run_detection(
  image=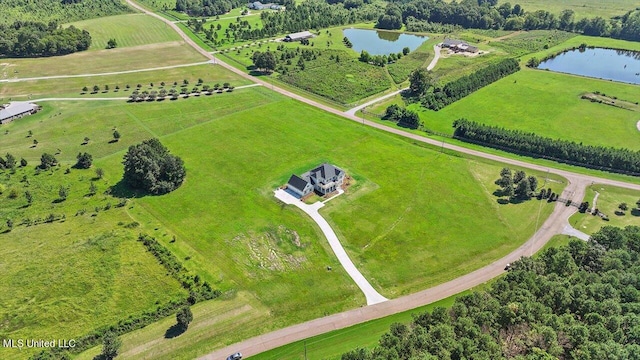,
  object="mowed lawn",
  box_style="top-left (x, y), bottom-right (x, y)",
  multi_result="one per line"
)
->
top-left (68, 14), bottom-right (182, 50)
top-left (416, 67), bottom-right (640, 150)
top-left (569, 184), bottom-right (640, 235)
top-left (0, 64), bottom-right (250, 100)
